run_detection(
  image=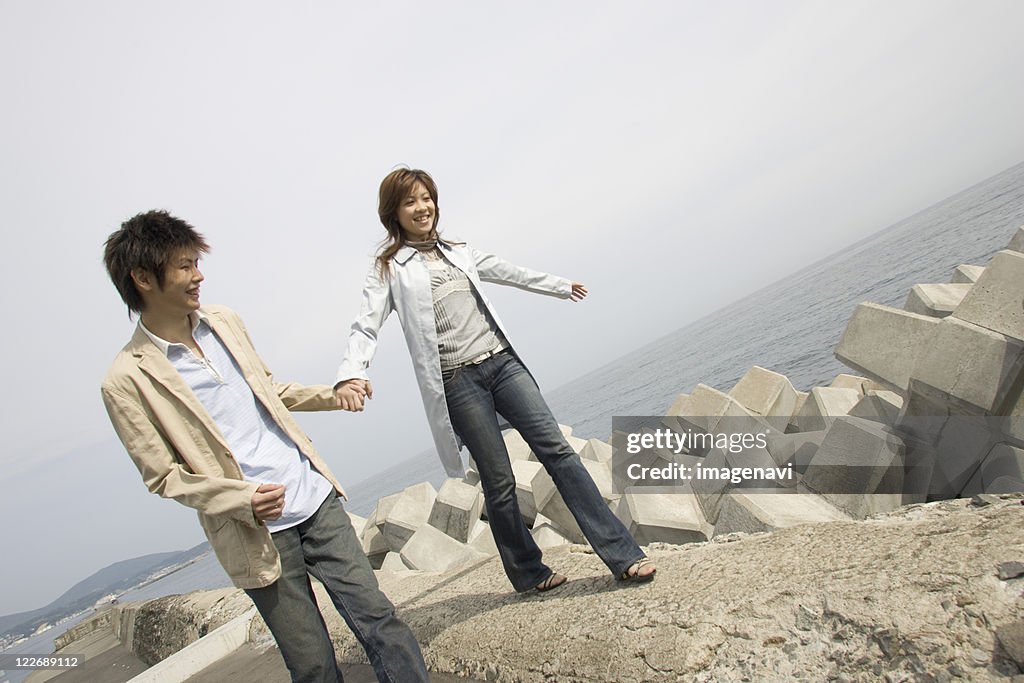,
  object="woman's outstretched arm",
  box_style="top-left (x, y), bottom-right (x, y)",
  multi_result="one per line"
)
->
top-left (470, 246), bottom-right (577, 299)
top-left (333, 260), bottom-right (393, 411)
